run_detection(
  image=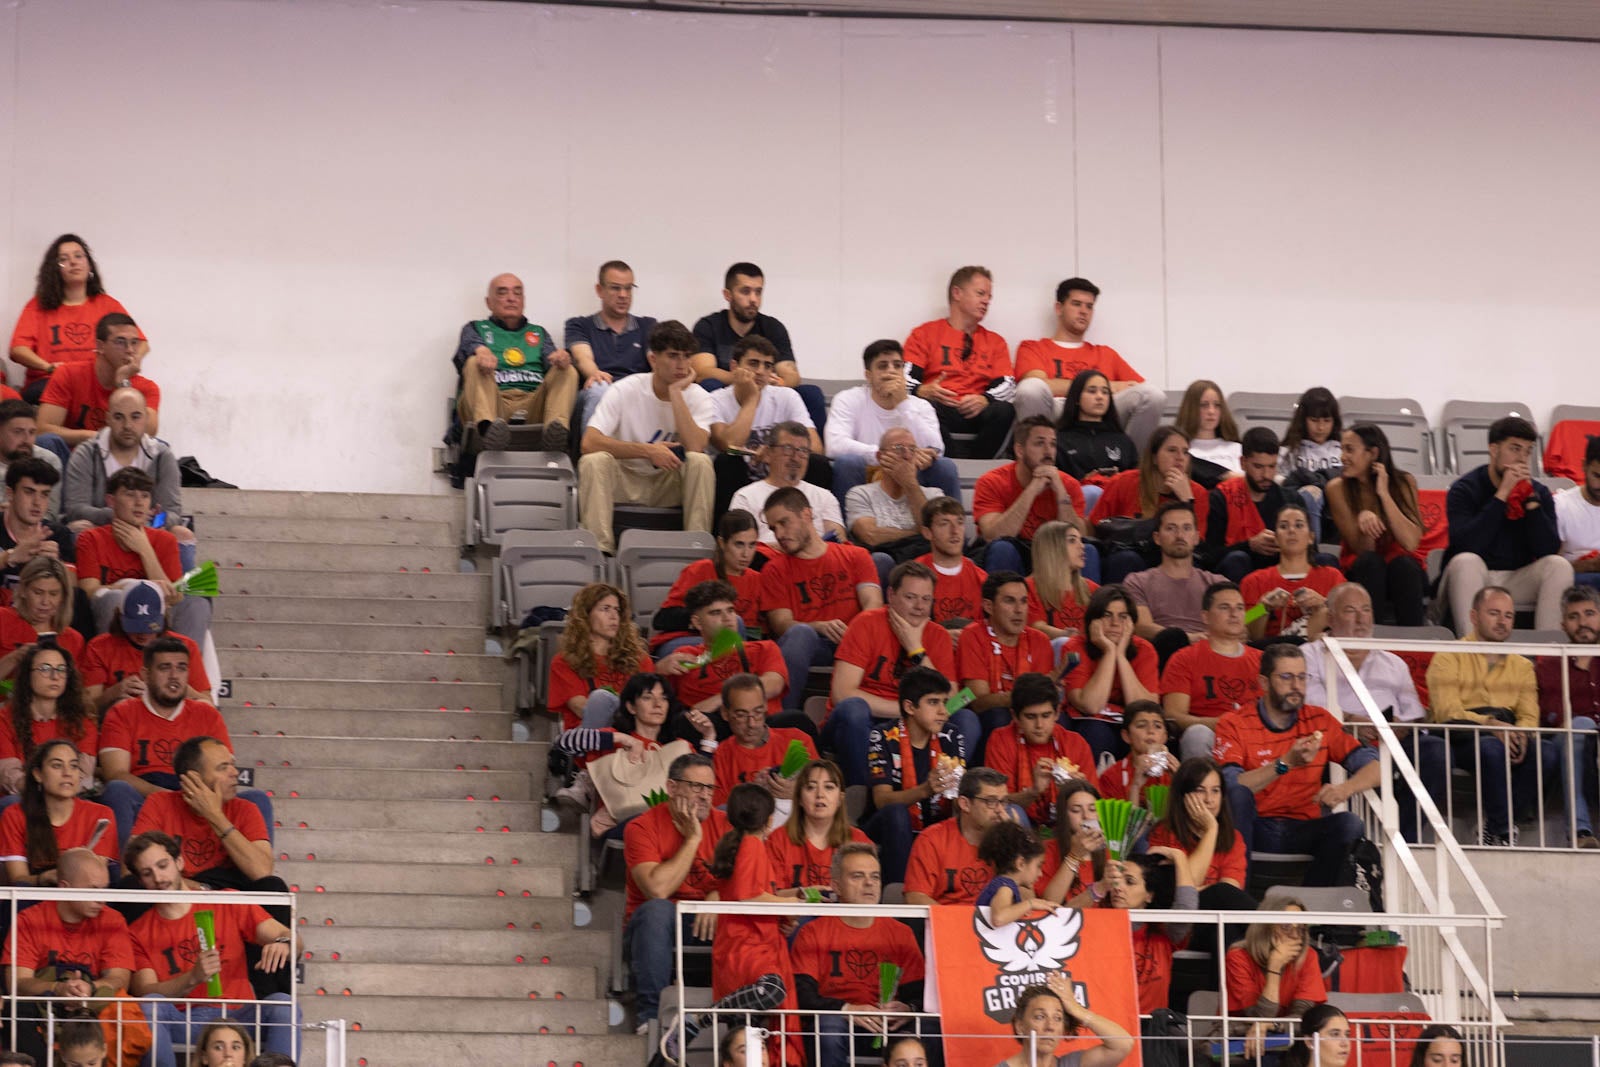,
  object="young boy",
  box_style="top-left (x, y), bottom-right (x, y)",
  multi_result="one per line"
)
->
top-left (863, 666), bottom-right (965, 883)
top-left (982, 672), bottom-right (1098, 827)
top-left (1097, 700), bottom-right (1175, 806)
top-left (916, 496), bottom-right (987, 628)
